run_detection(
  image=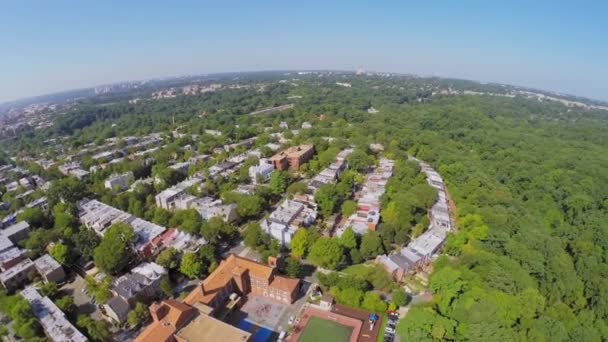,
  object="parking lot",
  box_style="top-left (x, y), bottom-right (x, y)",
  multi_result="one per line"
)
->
top-left (60, 274), bottom-right (103, 320)
top-left (383, 312), bottom-right (399, 342)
